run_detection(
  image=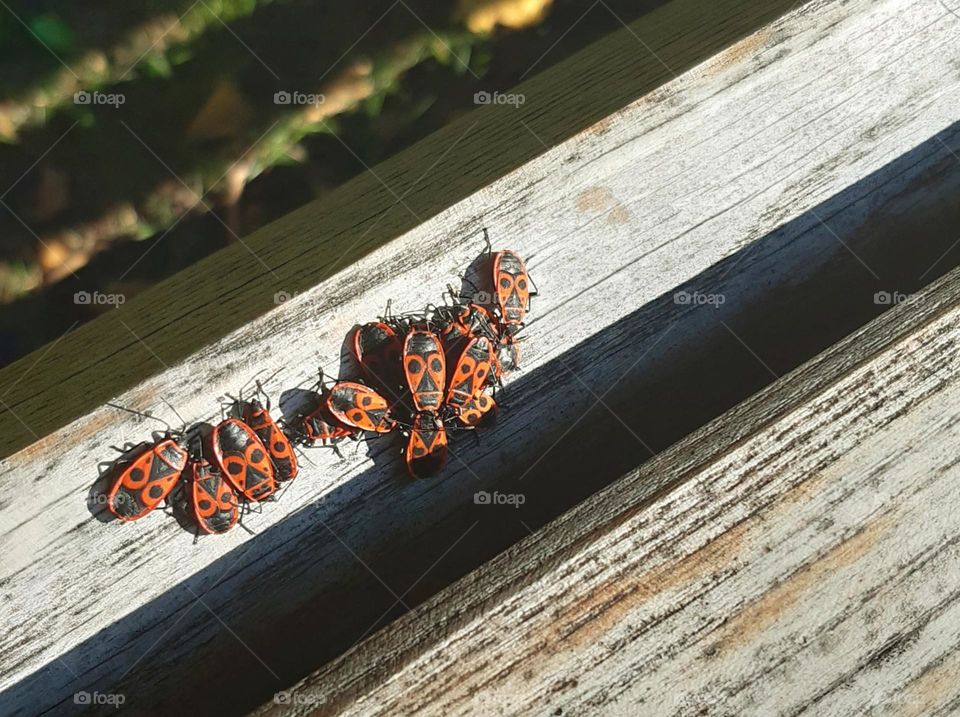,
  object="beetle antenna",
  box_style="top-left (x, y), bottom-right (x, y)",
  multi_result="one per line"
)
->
top-left (237, 372), bottom-right (261, 399)
top-left (161, 398), bottom-right (188, 432)
top-left (256, 368), bottom-right (283, 392)
top-left (106, 403), bottom-right (173, 432)
top-left (295, 445), bottom-right (317, 467)
top-left (237, 517), bottom-right (256, 535)
top-left (311, 366), bottom-right (330, 392)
